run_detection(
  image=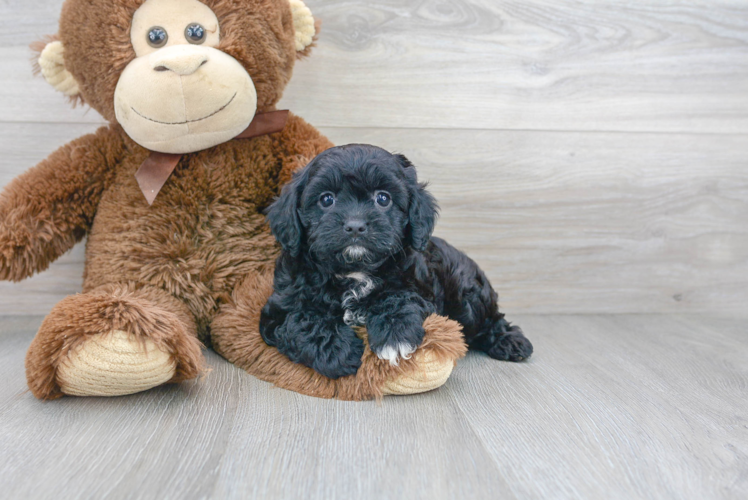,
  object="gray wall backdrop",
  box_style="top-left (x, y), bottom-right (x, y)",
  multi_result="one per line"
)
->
top-left (1, 0), bottom-right (747, 315)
